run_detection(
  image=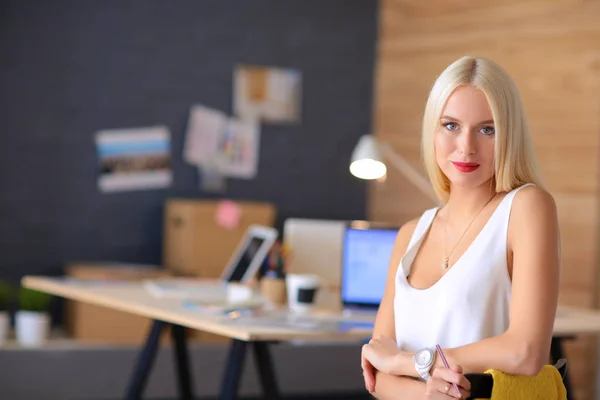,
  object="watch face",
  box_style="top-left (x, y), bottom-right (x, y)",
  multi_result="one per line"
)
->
top-left (415, 349), bottom-right (433, 367)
